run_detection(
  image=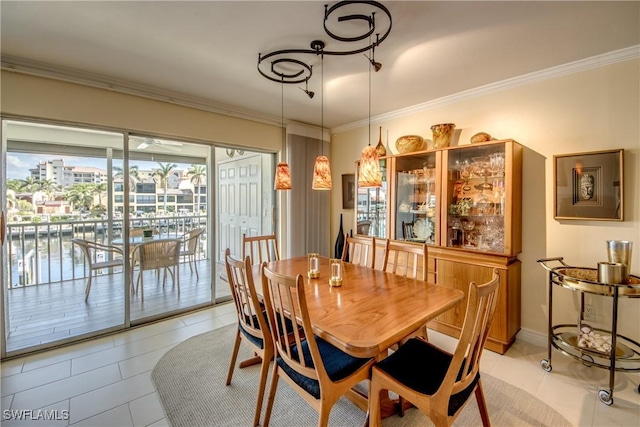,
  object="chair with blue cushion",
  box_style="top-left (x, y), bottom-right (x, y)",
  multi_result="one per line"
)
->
top-left (224, 248), bottom-right (272, 427)
top-left (261, 265), bottom-right (376, 427)
top-left (368, 269), bottom-right (500, 427)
